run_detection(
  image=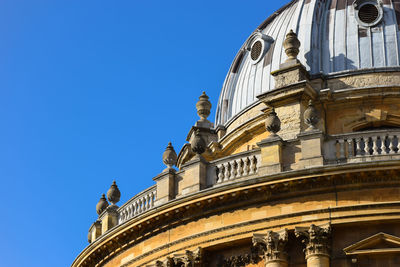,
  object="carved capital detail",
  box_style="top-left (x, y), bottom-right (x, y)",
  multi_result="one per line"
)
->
top-left (295, 224), bottom-right (331, 259)
top-left (253, 229), bottom-right (289, 263)
top-left (218, 246), bottom-right (261, 267)
top-left (154, 248), bottom-right (204, 267)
